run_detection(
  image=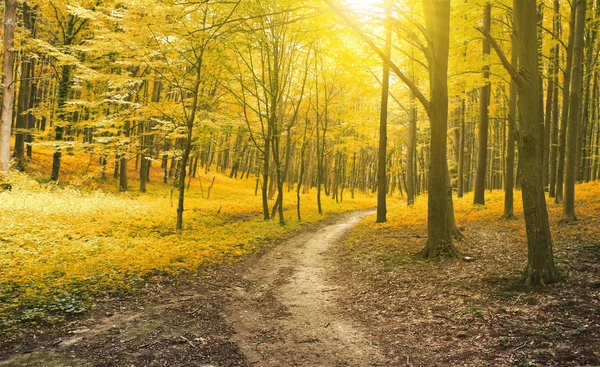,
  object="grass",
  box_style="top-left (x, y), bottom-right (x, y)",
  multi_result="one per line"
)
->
top-left (0, 146), bottom-right (375, 333)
